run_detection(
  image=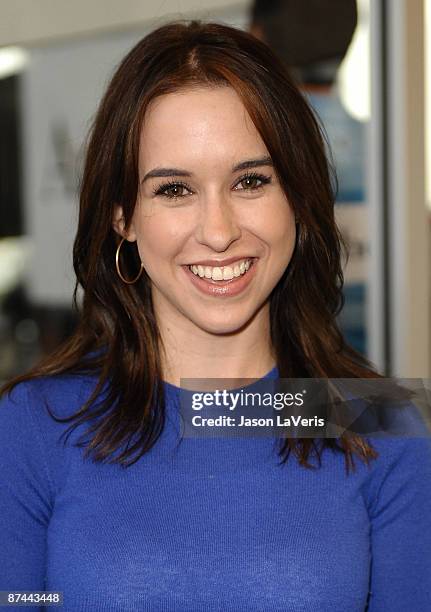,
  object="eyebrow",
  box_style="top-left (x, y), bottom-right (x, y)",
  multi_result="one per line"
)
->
top-left (140, 156), bottom-right (273, 184)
